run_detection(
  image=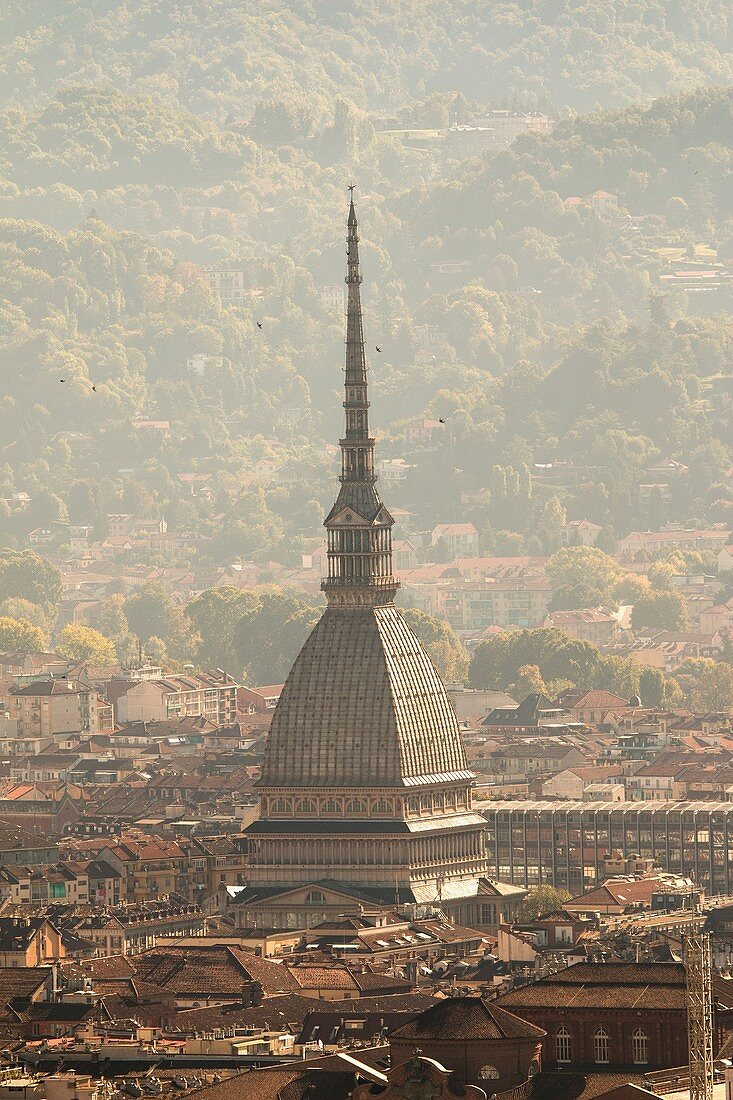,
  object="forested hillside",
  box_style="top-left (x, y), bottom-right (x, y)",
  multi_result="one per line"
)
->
top-left (2, 0), bottom-right (732, 115)
top-left (0, 0), bottom-right (731, 565)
